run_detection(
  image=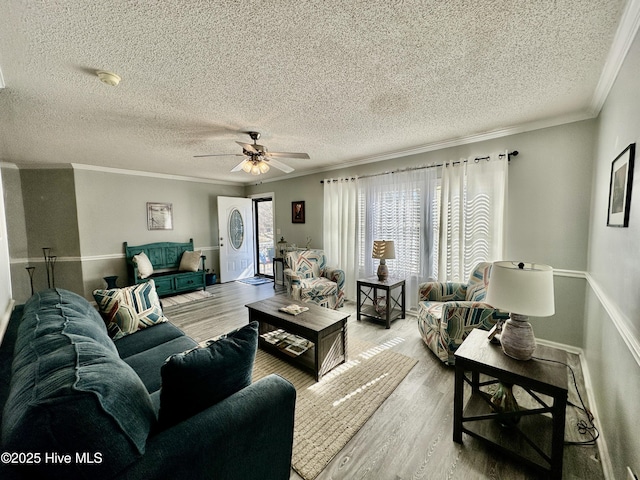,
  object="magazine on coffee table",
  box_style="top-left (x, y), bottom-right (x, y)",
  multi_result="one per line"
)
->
top-left (279, 304), bottom-right (309, 315)
top-left (260, 329), bottom-right (312, 357)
